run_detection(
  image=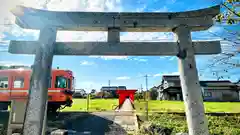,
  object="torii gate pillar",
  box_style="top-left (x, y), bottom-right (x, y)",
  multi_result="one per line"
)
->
top-left (23, 27), bottom-right (57, 135)
top-left (173, 25), bottom-right (208, 135)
